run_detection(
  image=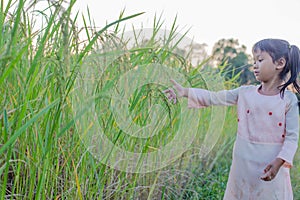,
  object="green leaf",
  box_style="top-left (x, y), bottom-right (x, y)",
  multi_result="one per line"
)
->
top-left (0, 99), bottom-right (59, 155)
